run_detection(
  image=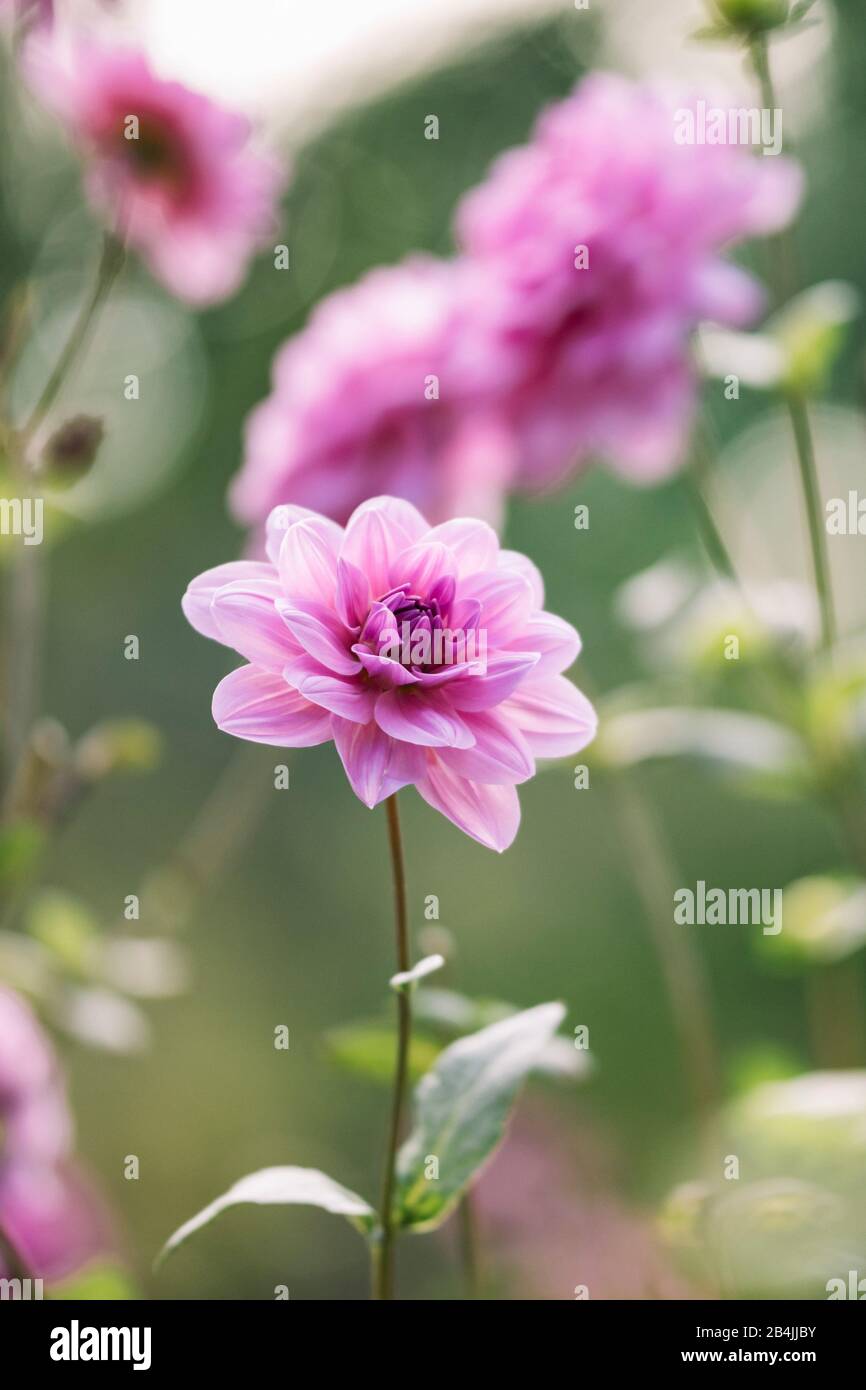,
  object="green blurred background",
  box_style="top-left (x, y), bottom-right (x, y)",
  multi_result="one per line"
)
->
top-left (3, 0), bottom-right (866, 1298)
